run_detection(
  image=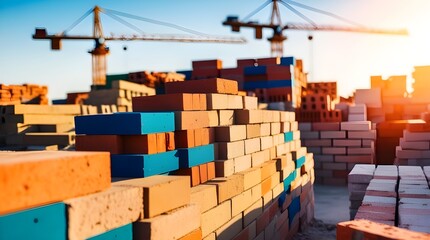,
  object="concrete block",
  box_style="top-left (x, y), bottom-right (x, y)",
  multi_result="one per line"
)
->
top-left (114, 175), bottom-right (190, 218)
top-left (133, 204), bottom-right (200, 240)
top-left (201, 200), bottom-right (232, 237)
top-left (0, 151), bottom-right (110, 215)
top-left (65, 186), bottom-right (142, 240)
top-left (218, 110), bottom-right (234, 126)
top-left (190, 184), bottom-right (218, 213)
top-left (215, 125), bottom-right (246, 142)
